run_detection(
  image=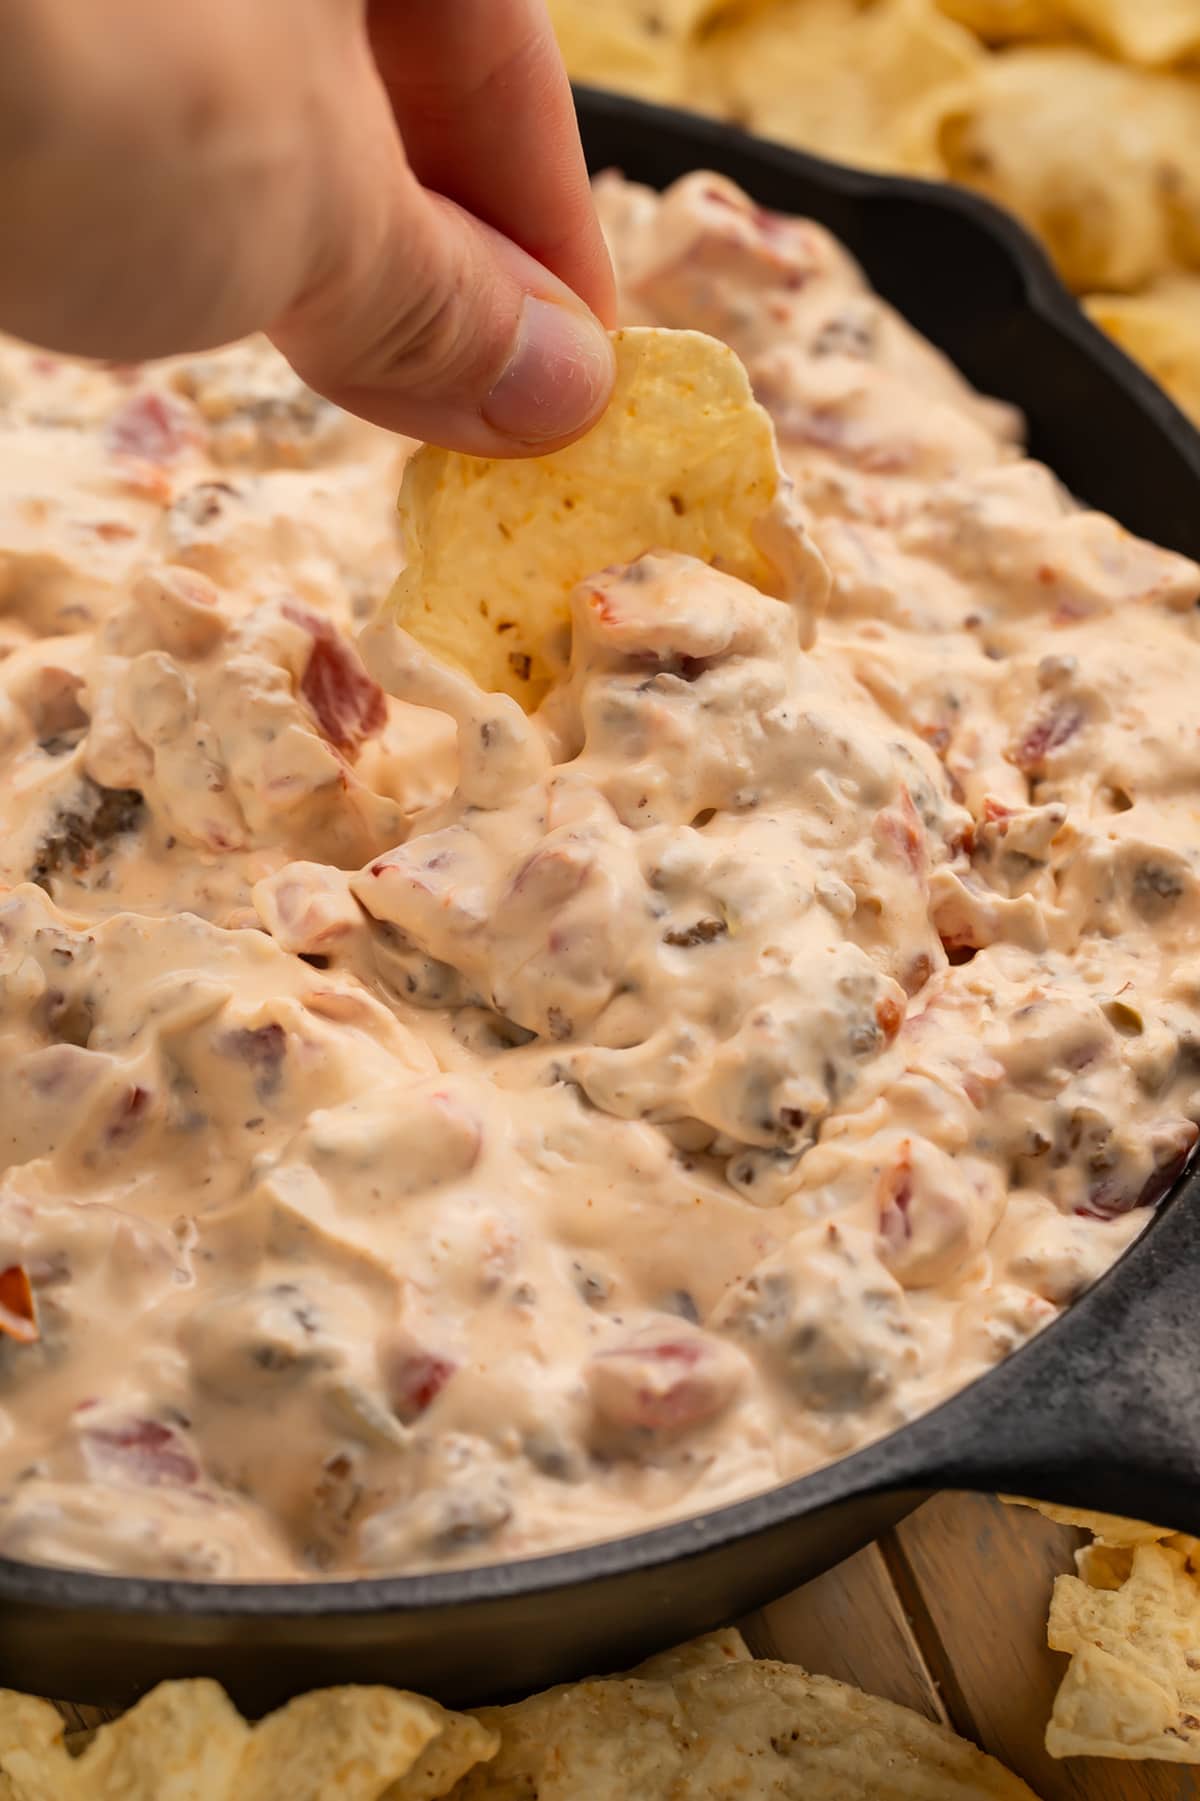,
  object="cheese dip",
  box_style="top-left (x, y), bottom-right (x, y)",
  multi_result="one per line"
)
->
top-left (0, 172), bottom-right (1197, 1582)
